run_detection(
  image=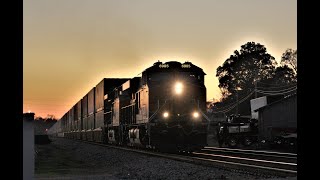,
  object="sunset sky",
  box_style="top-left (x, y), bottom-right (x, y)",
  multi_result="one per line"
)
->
top-left (23, 0), bottom-right (297, 119)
